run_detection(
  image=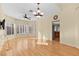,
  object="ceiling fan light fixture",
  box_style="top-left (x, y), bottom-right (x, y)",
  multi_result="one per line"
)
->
top-left (29, 3), bottom-right (44, 18)
top-left (40, 12), bottom-right (44, 15)
top-left (33, 3), bottom-right (44, 18)
top-left (36, 15), bottom-right (41, 18)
